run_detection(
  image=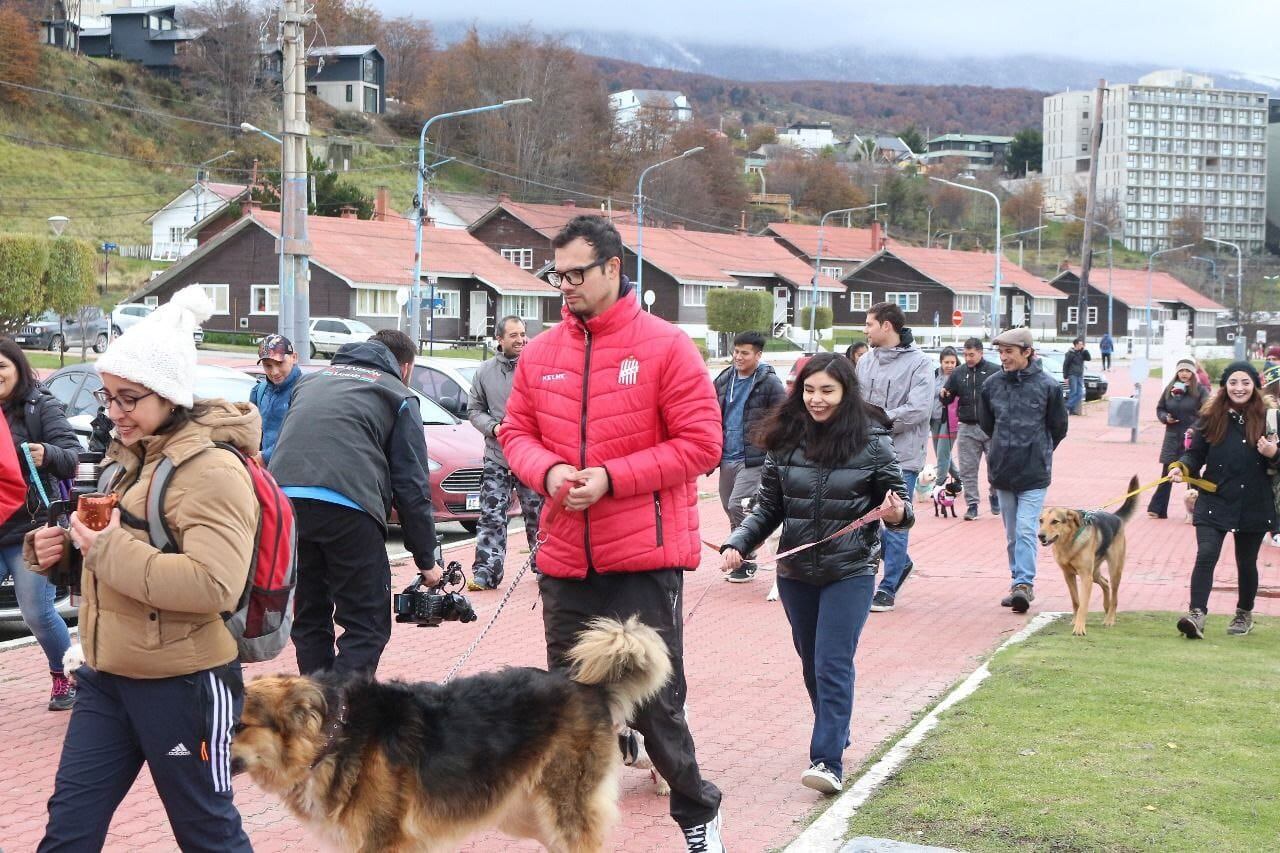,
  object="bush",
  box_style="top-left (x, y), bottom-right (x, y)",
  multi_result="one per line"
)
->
top-left (0, 235), bottom-right (50, 333)
top-left (706, 289), bottom-right (772, 336)
top-left (695, 343), bottom-right (710, 363)
top-left (332, 112), bottom-right (371, 135)
top-left (797, 305), bottom-right (834, 331)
